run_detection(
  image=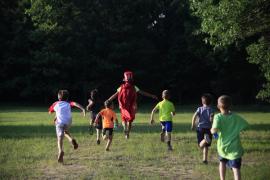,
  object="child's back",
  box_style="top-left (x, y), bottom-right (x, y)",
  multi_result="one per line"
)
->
top-left (213, 112), bottom-right (248, 159)
top-left (196, 106), bottom-right (214, 129)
